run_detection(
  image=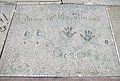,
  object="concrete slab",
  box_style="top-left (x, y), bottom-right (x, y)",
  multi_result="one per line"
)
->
top-left (0, 77), bottom-right (120, 81)
top-left (0, 0), bottom-right (61, 5)
top-left (0, 0), bottom-right (60, 2)
top-left (0, 4), bottom-right (16, 57)
top-left (108, 6), bottom-right (120, 61)
top-left (63, 0), bottom-right (120, 5)
top-left (0, 4), bottom-right (120, 76)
